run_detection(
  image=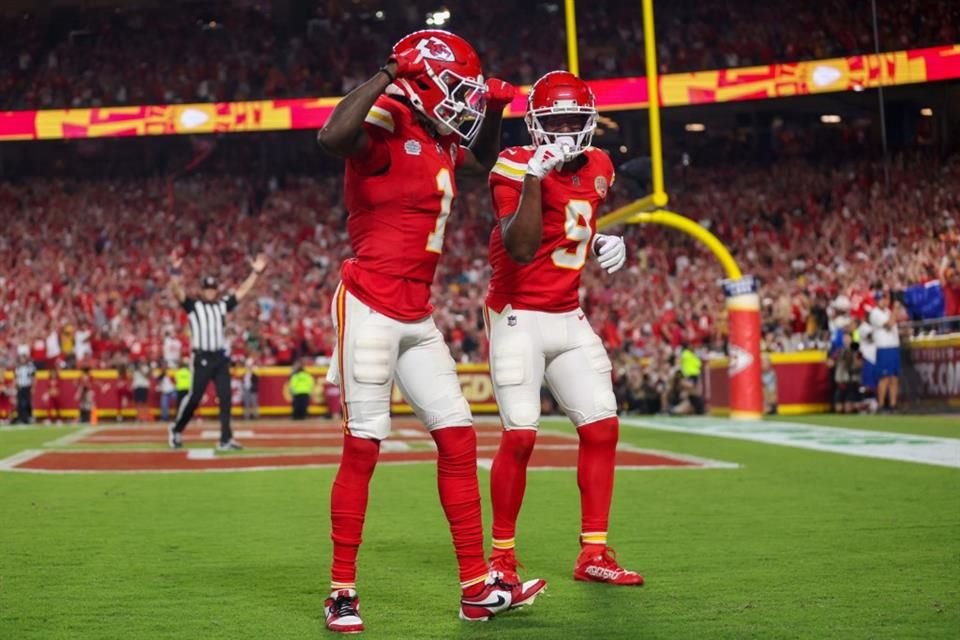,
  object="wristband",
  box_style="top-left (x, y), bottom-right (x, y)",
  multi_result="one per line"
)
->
top-left (379, 65), bottom-right (396, 83)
